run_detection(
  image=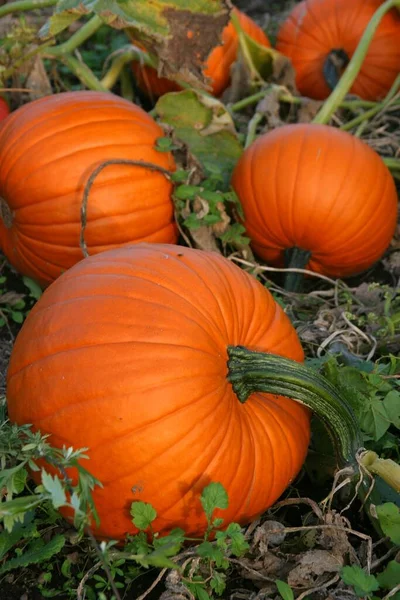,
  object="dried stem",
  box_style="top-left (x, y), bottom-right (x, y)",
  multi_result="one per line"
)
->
top-left (80, 159), bottom-right (172, 258)
top-left (297, 574), bottom-right (340, 600)
top-left (383, 583), bottom-right (400, 600)
top-left (77, 560), bottom-right (102, 600)
top-left (136, 568), bottom-right (168, 600)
